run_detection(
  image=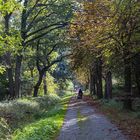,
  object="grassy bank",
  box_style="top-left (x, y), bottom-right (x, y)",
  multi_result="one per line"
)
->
top-left (0, 93), bottom-right (72, 140)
